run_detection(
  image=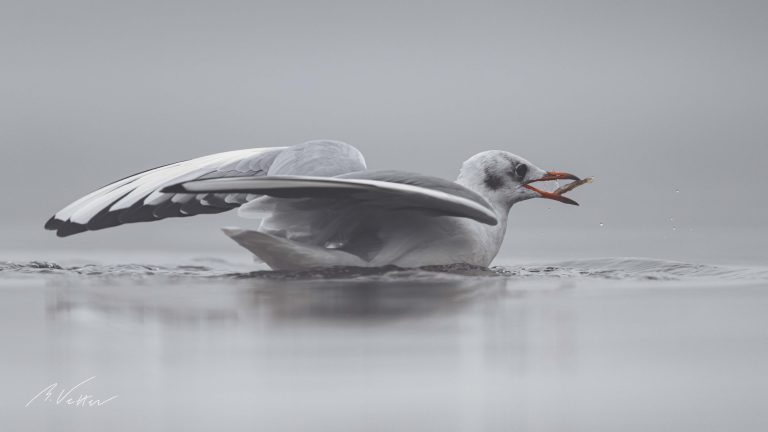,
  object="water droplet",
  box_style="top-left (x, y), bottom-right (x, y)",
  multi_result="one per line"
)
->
top-left (599, 222), bottom-right (604, 228)
top-left (668, 217), bottom-right (674, 222)
top-left (675, 189), bottom-right (680, 194)
top-left (672, 226), bottom-right (677, 231)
